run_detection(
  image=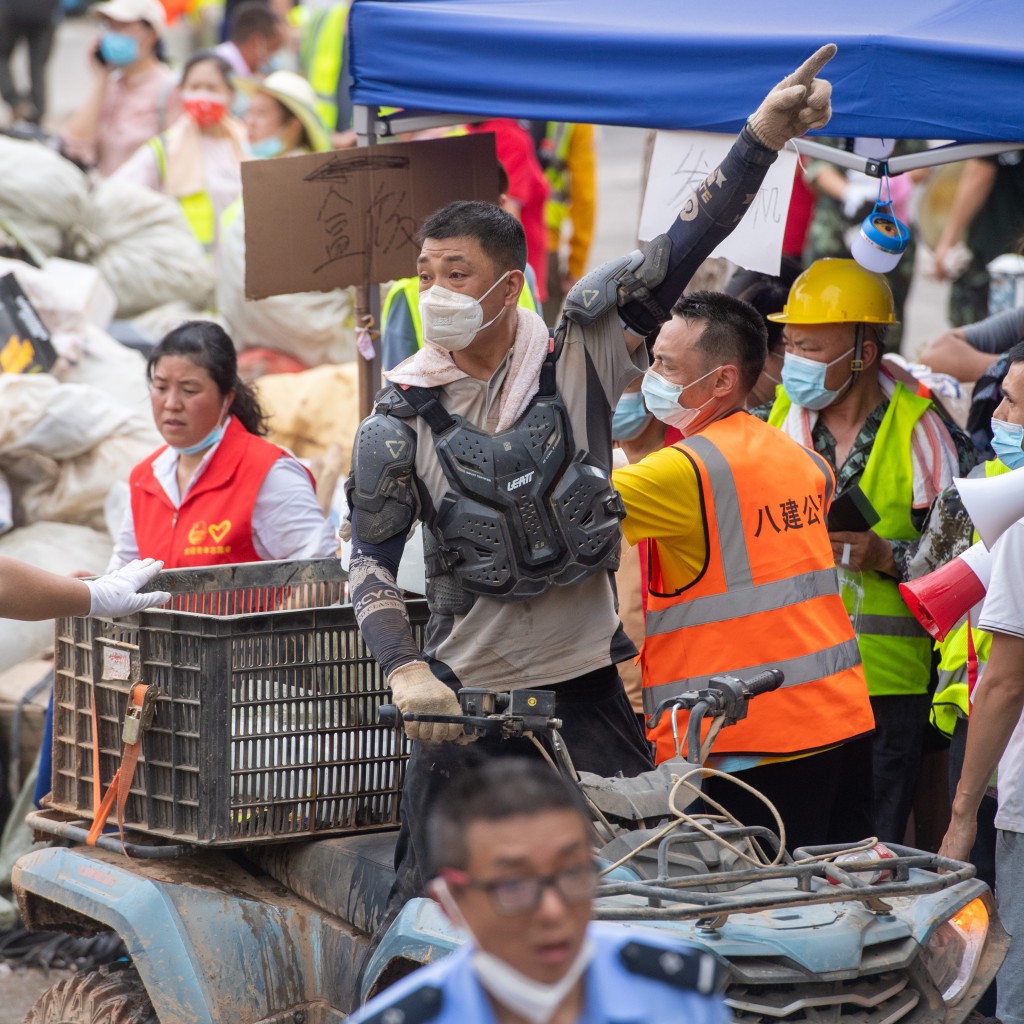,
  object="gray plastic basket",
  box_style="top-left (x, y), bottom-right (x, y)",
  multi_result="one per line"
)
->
top-left (50, 559), bottom-right (423, 846)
